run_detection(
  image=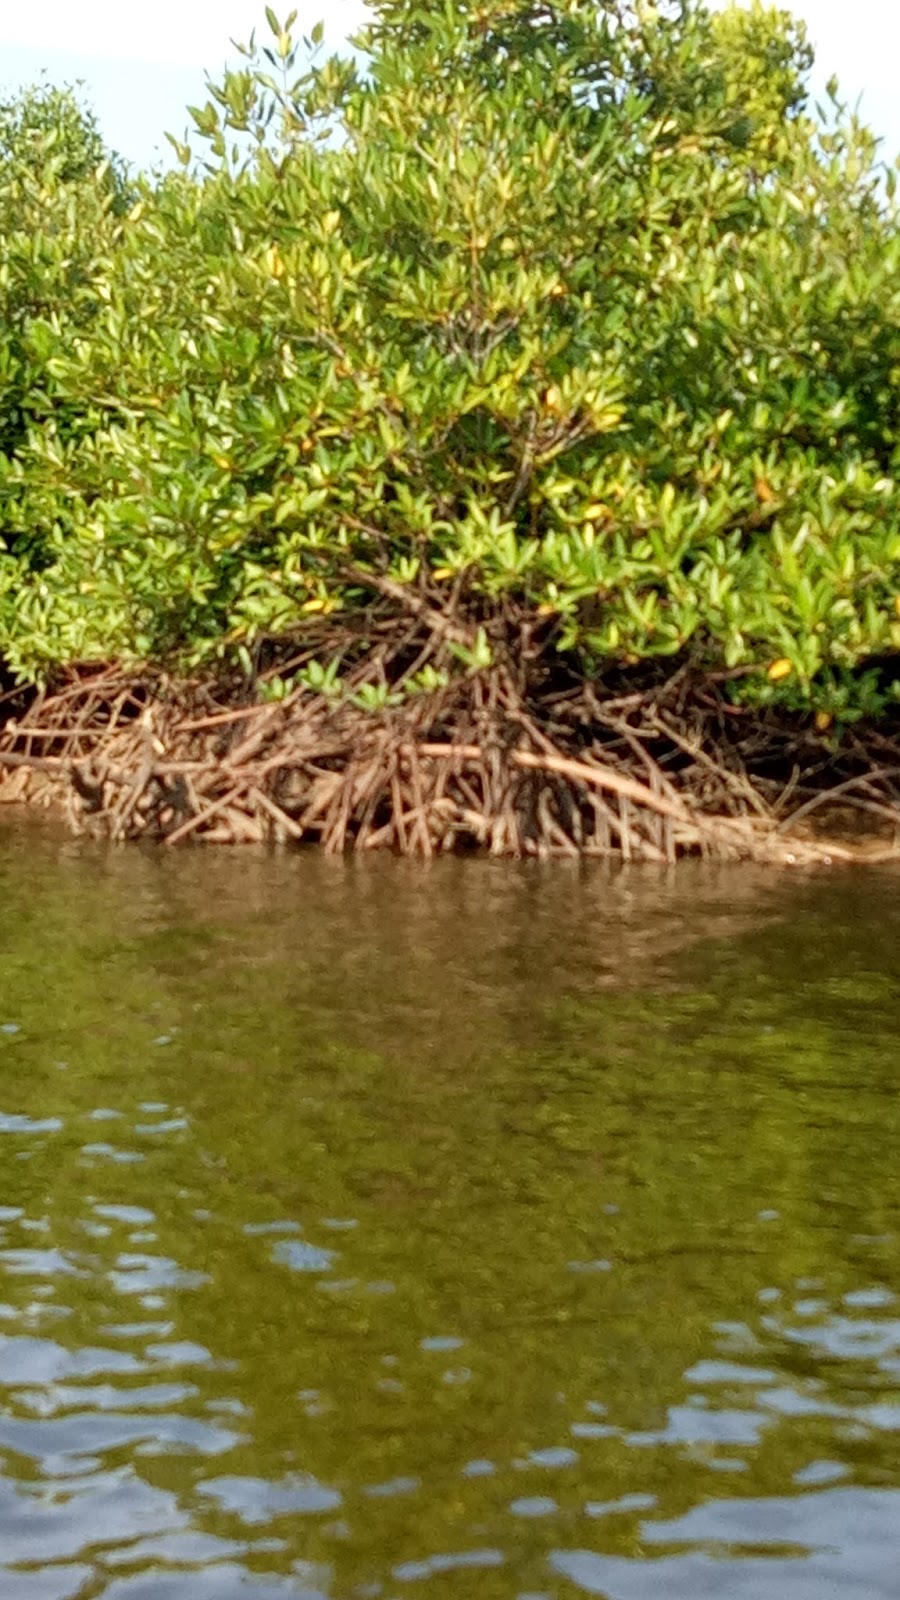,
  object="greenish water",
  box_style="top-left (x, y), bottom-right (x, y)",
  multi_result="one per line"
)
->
top-left (0, 823), bottom-right (898, 1600)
